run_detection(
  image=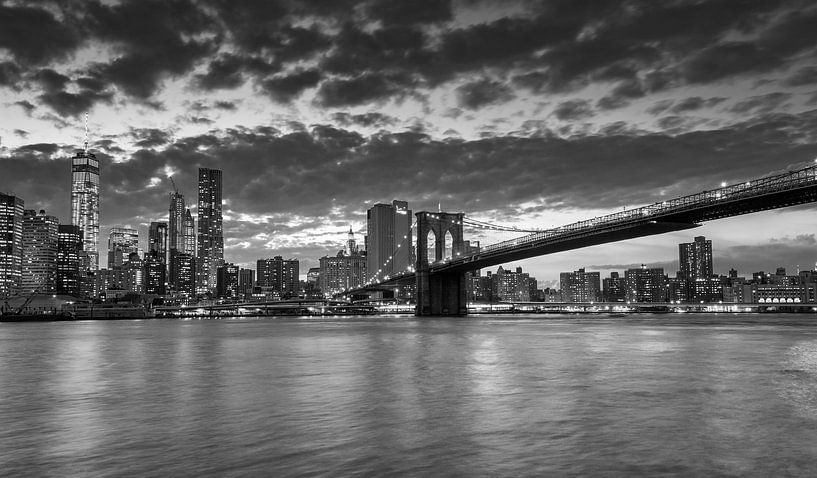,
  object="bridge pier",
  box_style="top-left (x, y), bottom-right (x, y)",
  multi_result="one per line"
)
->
top-left (415, 211), bottom-right (468, 316)
top-left (416, 269), bottom-right (467, 316)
